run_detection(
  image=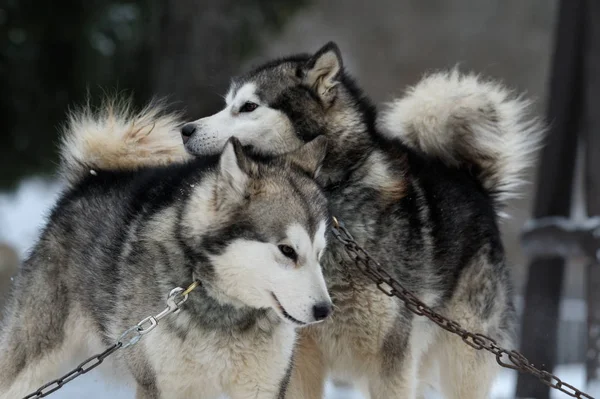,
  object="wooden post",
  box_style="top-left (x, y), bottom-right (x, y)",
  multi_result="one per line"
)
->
top-left (516, 0), bottom-right (585, 397)
top-left (583, 0), bottom-right (600, 383)
top-left (0, 243), bottom-right (19, 319)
